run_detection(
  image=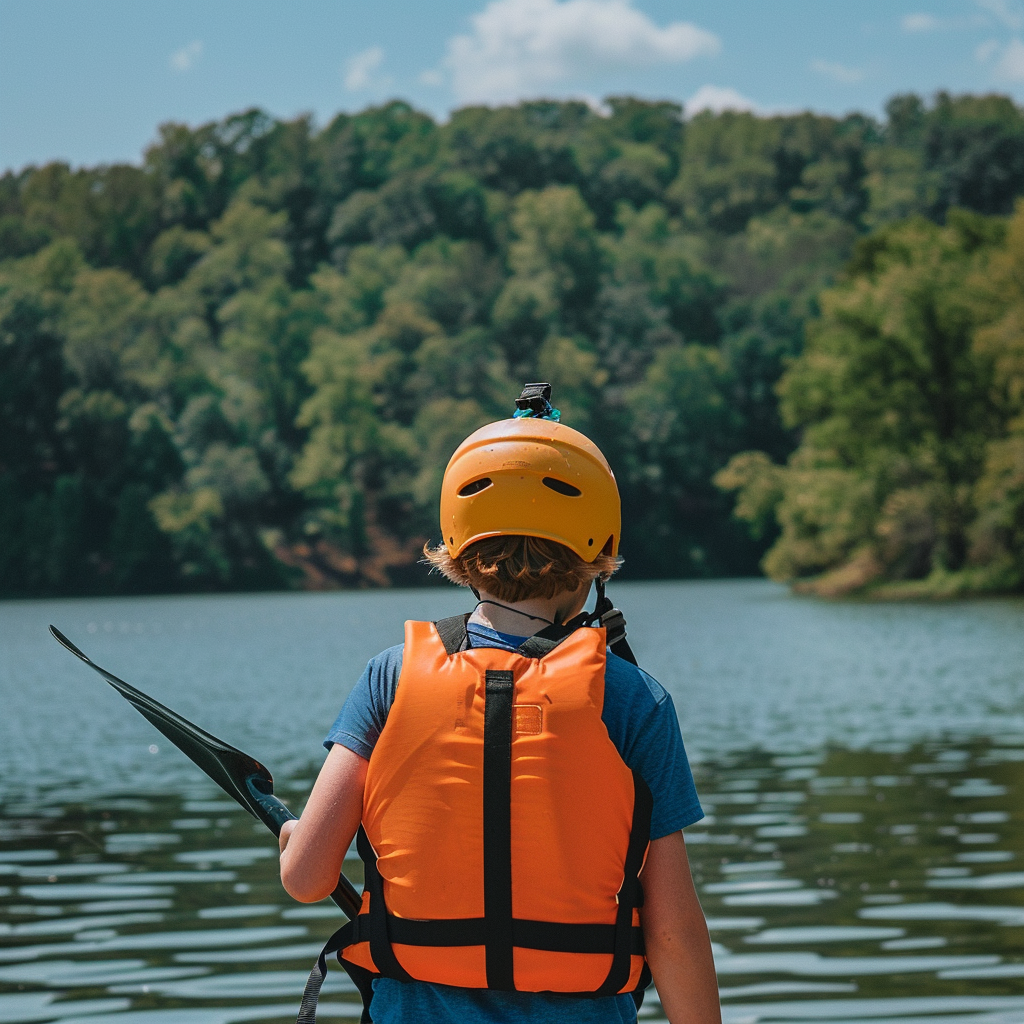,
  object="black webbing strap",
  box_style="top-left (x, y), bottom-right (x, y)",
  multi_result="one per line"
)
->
top-left (516, 620), bottom-right (574, 658)
top-left (515, 634), bottom-right (558, 658)
top-left (294, 911), bottom-right (648, 1024)
top-left (607, 628), bottom-right (638, 667)
top-left (339, 957), bottom-right (377, 1024)
top-left (514, 920), bottom-right (645, 955)
top-left (595, 769), bottom-right (653, 996)
top-left (296, 919), bottom-right (374, 1024)
top-left (345, 914), bottom-right (645, 953)
top-left (633, 960), bottom-right (653, 1011)
top-left (357, 825), bottom-right (414, 983)
top-left (592, 581), bottom-right (638, 666)
top-left (434, 614), bottom-right (470, 654)
top-left (483, 668), bottom-right (515, 989)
